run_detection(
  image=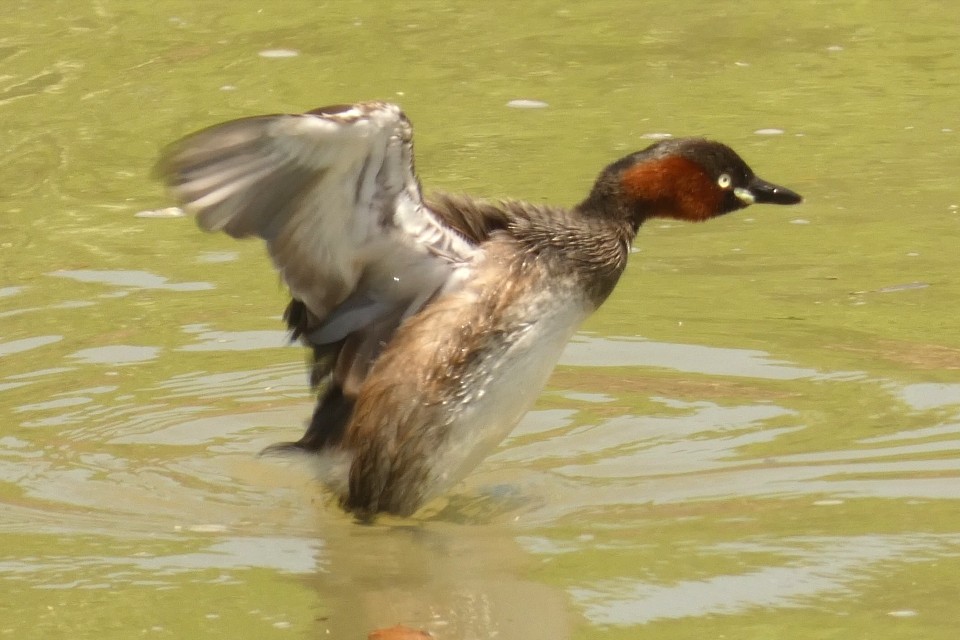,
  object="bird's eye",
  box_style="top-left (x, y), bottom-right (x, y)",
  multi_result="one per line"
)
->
top-left (717, 173), bottom-right (732, 189)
